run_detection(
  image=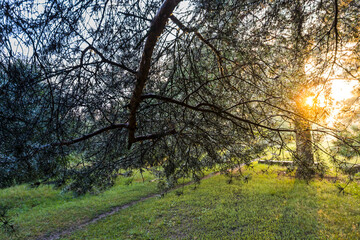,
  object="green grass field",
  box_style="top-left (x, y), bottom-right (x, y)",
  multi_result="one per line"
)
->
top-left (0, 171), bottom-right (159, 240)
top-left (2, 163), bottom-right (360, 239)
